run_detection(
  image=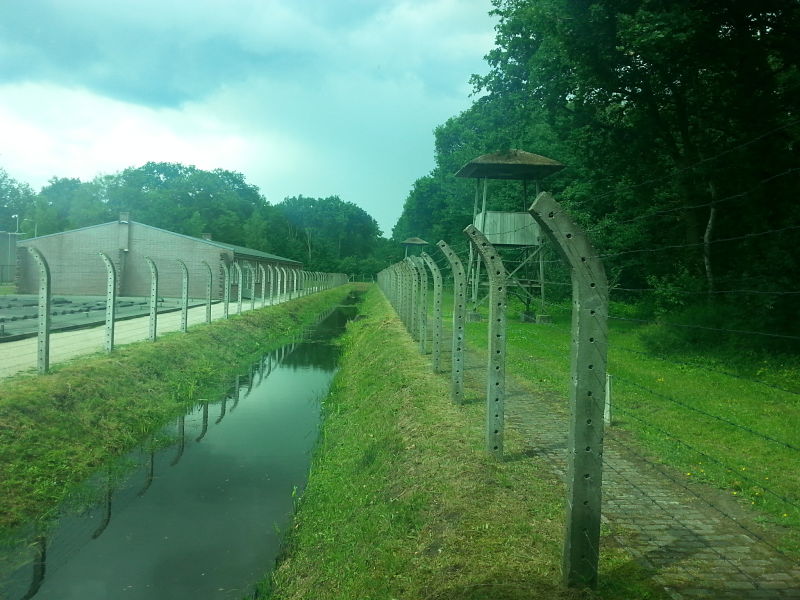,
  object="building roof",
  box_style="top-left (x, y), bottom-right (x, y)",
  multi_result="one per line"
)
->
top-left (454, 149), bottom-right (565, 180)
top-left (18, 220), bottom-right (302, 266)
